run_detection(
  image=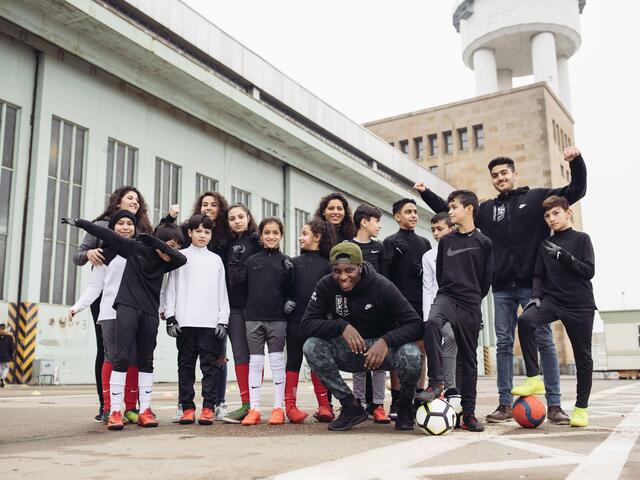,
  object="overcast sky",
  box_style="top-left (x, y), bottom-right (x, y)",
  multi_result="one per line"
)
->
top-left (182, 0), bottom-right (640, 311)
